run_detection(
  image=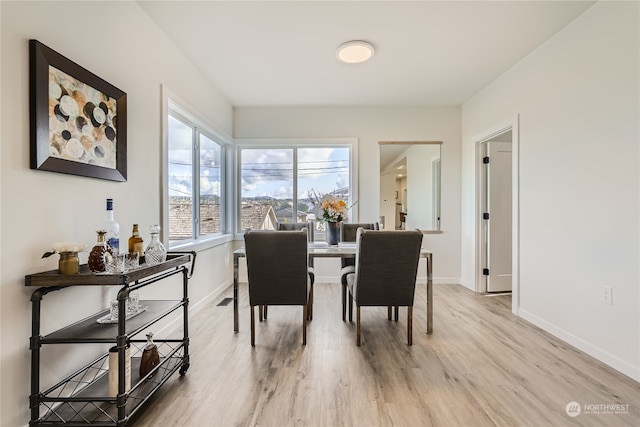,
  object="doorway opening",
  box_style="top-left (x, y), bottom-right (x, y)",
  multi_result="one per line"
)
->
top-left (474, 117), bottom-right (519, 314)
